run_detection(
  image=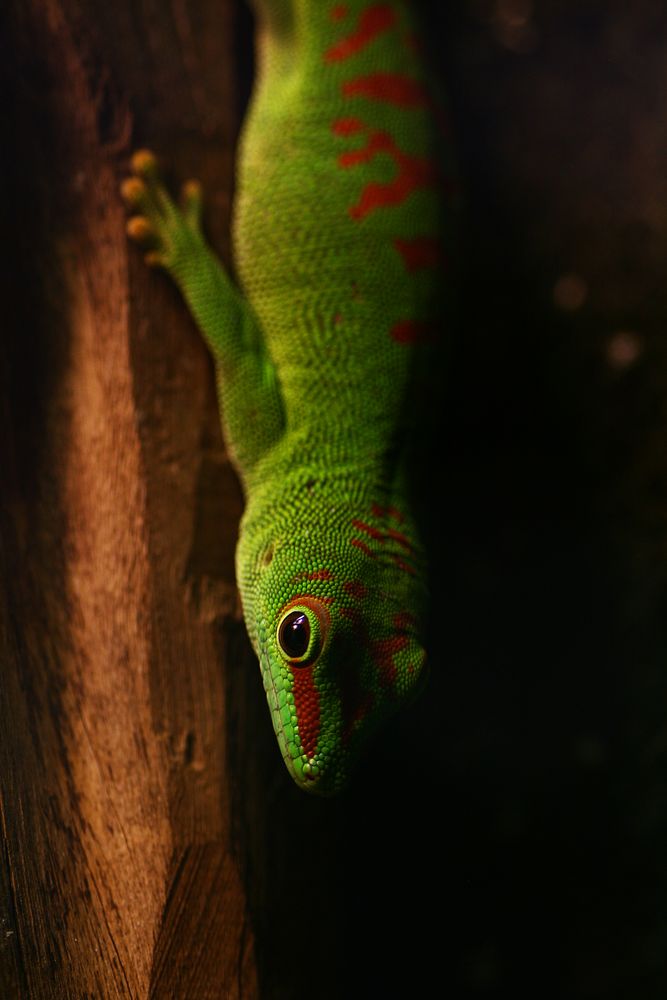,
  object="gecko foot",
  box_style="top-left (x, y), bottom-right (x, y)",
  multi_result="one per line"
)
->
top-left (121, 149), bottom-right (204, 272)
